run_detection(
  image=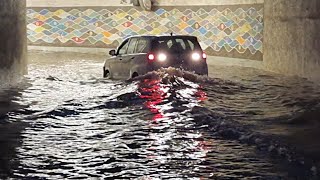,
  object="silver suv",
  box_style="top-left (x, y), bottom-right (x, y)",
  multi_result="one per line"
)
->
top-left (103, 35), bottom-right (208, 79)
